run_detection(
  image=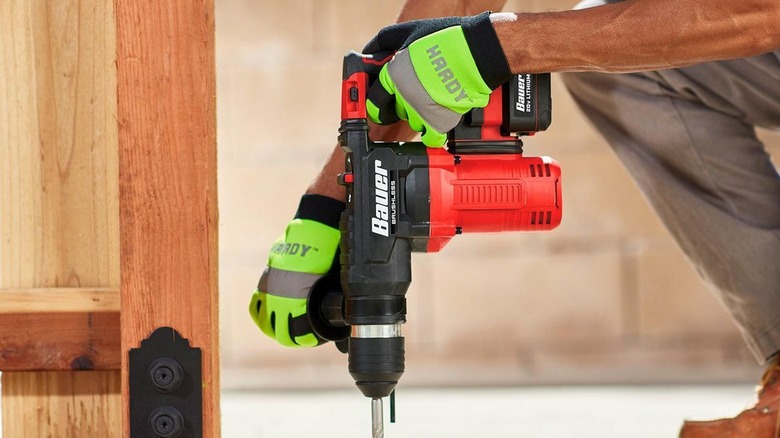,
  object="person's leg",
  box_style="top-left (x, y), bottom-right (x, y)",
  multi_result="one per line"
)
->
top-left (563, 52), bottom-right (780, 363)
top-left (563, 51), bottom-right (780, 437)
